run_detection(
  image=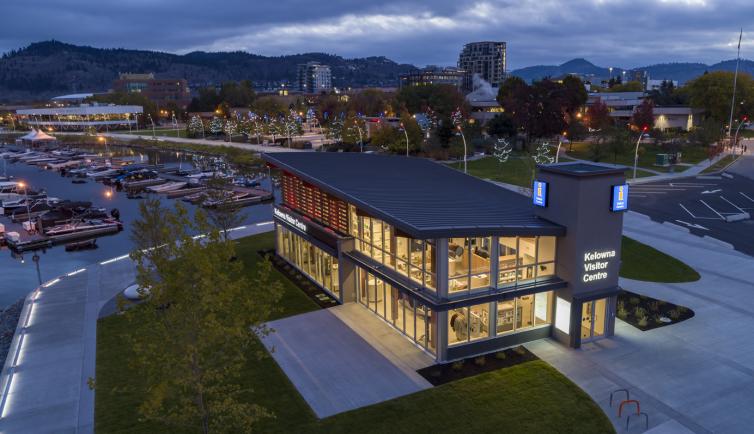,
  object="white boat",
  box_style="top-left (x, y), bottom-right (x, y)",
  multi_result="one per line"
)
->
top-left (0, 181), bottom-right (19, 193)
top-left (86, 167), bottom-right (119, 178)
top-left (147, 181), bottom-right (187, 193)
